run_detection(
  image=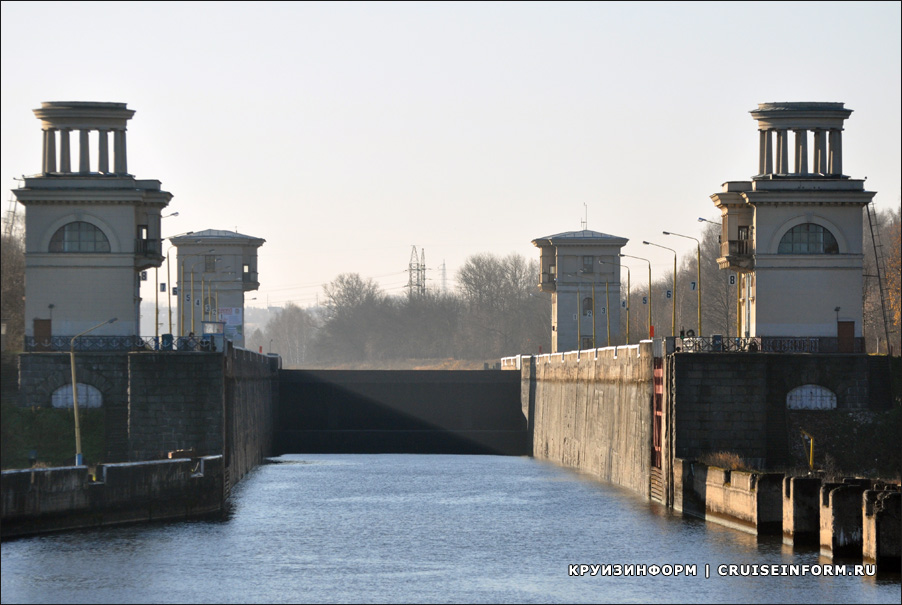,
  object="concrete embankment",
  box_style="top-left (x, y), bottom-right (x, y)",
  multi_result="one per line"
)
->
top-left (1, 457), bottom-right (223, 539)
